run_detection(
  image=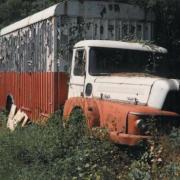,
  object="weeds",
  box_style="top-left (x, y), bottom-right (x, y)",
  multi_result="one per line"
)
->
top-left (0, 110), bottom-right (179, 180)
top-left (126, 127), bottom-right (180, 180)
top-left (0, 110), bottom-right (132, 179)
